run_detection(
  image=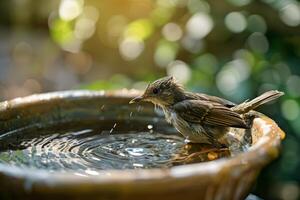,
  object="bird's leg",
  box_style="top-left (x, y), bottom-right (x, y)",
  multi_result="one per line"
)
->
top-left (171, 143), bottom-right (229, 165)
top-left (187, 142), bottom-right (228, 153)
top-left (243, 111), bottom-right (257, 128)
